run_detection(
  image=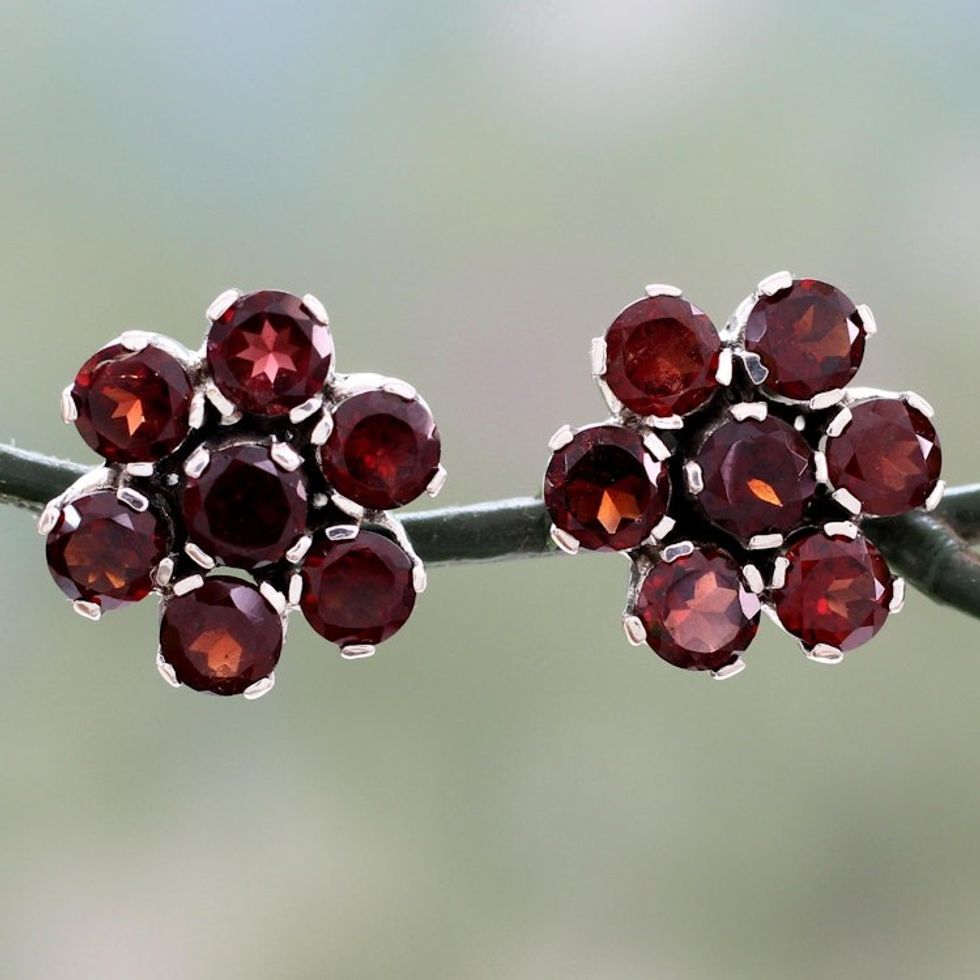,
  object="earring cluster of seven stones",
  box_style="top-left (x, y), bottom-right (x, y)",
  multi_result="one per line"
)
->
top-left (42, 289), bottom-right (444, 697)
top-left (543, 273), bottom-right (943, 677)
